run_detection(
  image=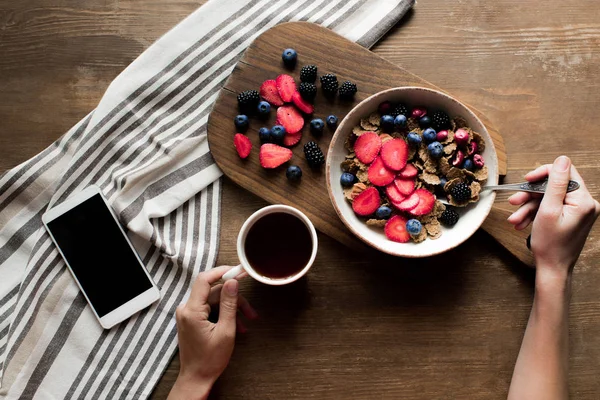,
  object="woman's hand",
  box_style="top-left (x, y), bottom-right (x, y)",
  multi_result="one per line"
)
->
top-left (168, 266), bottom-right (258, 400)
top-left (508, 156), bottom-right (600, 281)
